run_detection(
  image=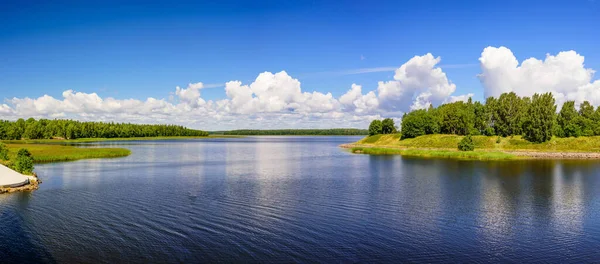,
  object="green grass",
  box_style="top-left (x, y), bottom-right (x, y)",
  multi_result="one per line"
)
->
top-left (3, 144), bottom-right (131, 163)
top-left (357, 134), bottom-right (600, 152)
top-left (350, 147), bottom-right (517, 160)
top-left (350, 133), bottom-right (600, 160)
